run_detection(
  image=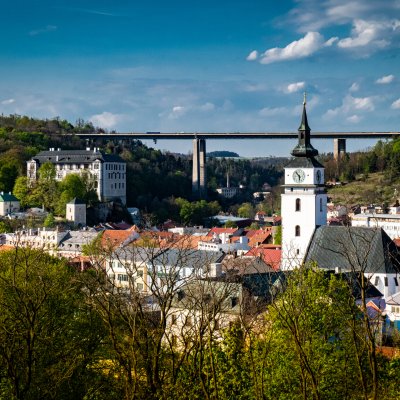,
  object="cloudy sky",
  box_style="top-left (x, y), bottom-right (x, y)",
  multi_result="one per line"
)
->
top-left (1, 0), bottom-right (399, 156)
